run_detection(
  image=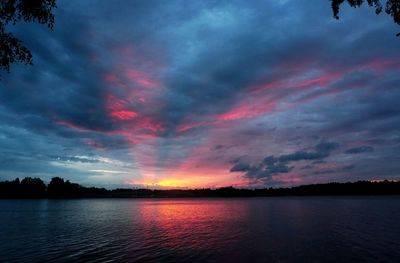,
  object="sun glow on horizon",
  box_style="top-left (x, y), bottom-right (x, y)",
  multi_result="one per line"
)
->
top-left (127, 169), bottom-right (246, 189)
top-left (129, 177), bottom-right (216, 189)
